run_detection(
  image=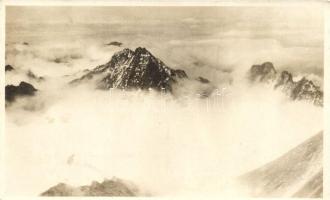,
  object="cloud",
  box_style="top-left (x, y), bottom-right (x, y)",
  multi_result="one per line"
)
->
top-left (5, 75), bottom-right (323, 196)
